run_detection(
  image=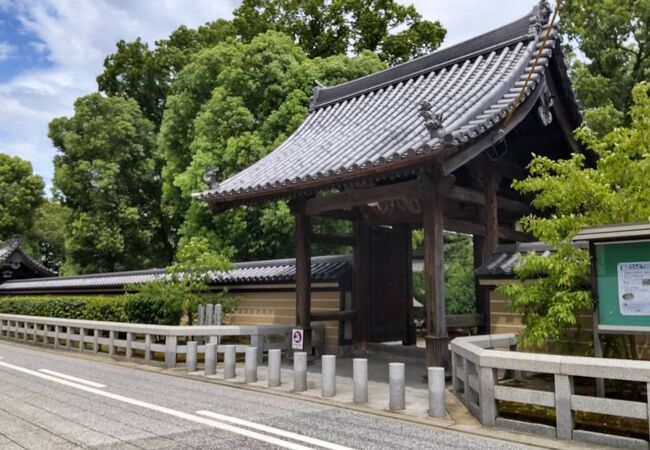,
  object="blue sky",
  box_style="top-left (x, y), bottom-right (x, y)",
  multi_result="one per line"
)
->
top-left (0, 0), bottom-right (540, 192)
